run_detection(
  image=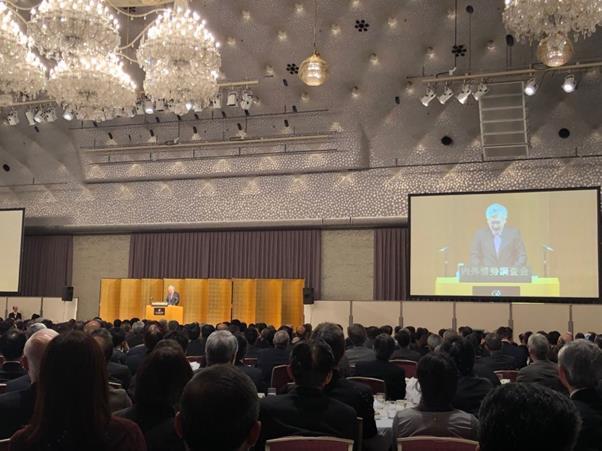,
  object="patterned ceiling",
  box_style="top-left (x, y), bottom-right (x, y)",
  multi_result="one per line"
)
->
top-left (1, 0), bottom-right (602, 229)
